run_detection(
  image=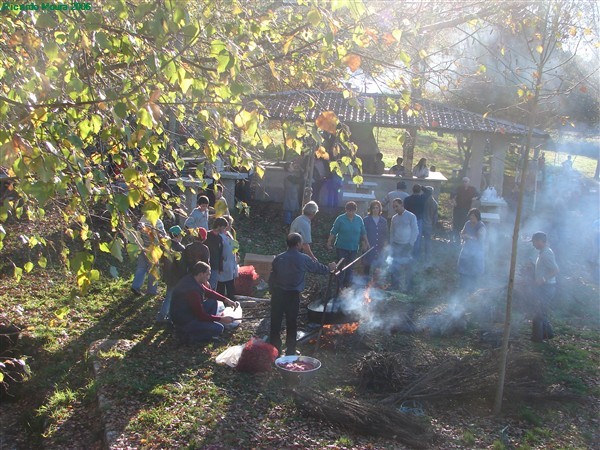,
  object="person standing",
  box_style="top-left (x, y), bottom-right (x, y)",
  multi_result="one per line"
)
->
top-left (183, 227), bottom-right (210, 270)
top-left (269, 233), bottom-right (336, 356)
top-left (282, 162), bottom-right (302, 226)
top-left (422, 186), bottom-right (439, 263)
top-left (404, 184), bottom-right (427, 258)
top-left (327, 201), bottom-right (370, 288)
top-left (156, 225), bottom-right (187, 324)
top-left (363, 200), bottom-right (388, 280)
top-left (205, 217), bottom-right (228, 289)
top-left (389, 199), bottom-right (419, 292)
top-left (289, 200), bottom-right (319, 261)
top-left (530, 231), bottom-right (559, 342)
top-left (457, 208), bottom-right (486, 293)
top-left (381, 181), bottom-right (409, 220)
top-left (451, 177), bottom-right (479, 243)
top-left (184, 196), bottom-right (211, 230)
top-left (170, 261), bottom-right (237, 344)
top-left (131, 216), bottom-right (165, 296)
top-left (213, 184), bottom-right (230, 218)
top-left (216, 216), bottom-right (239, 298)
